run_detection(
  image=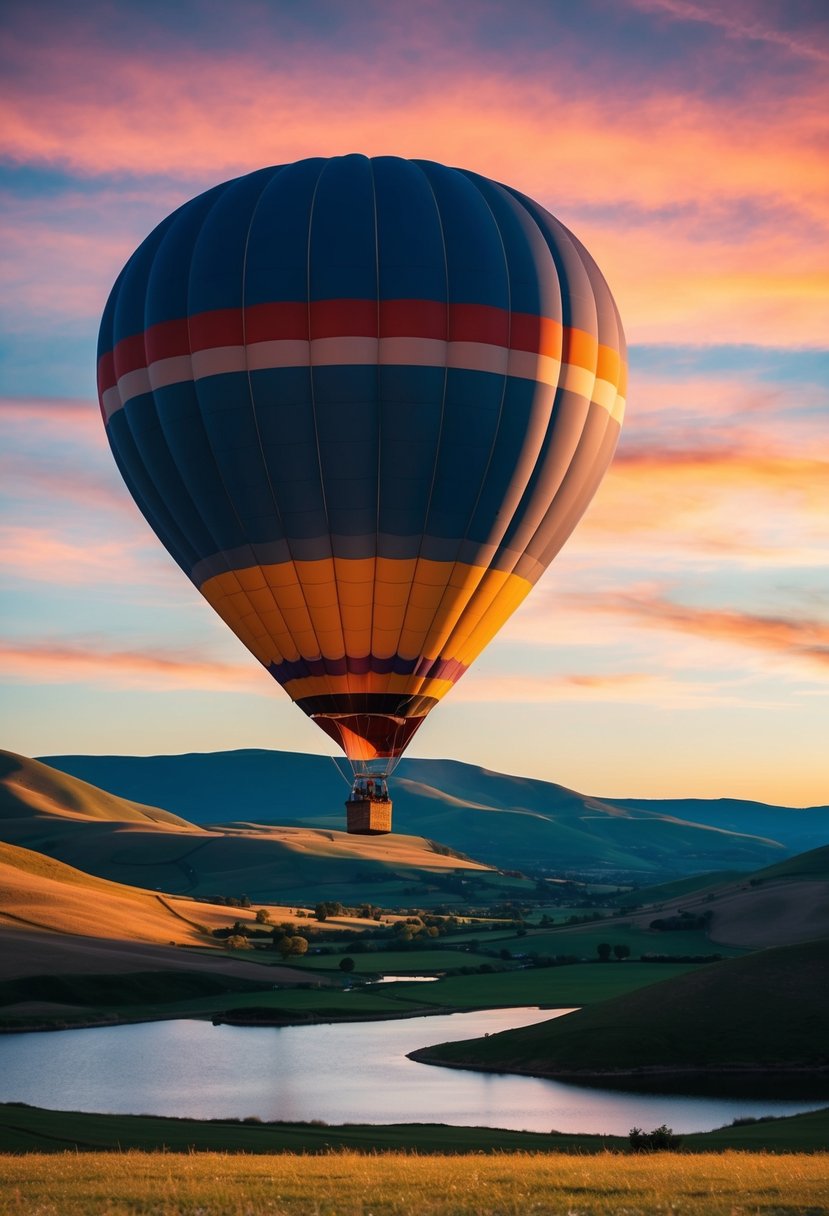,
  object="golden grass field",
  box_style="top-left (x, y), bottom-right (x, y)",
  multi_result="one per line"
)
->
top-left (1, 1151), bottom-right (827, 1215)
